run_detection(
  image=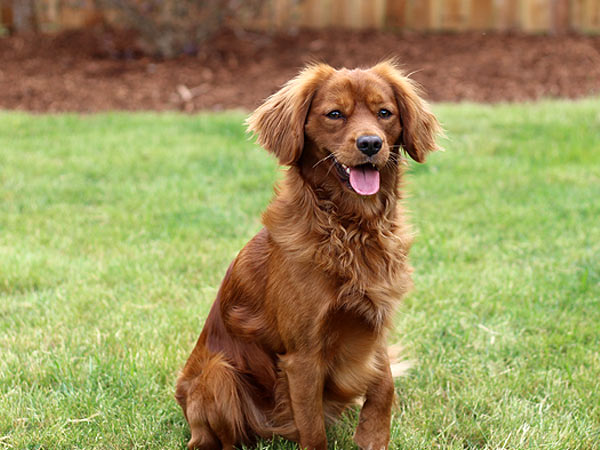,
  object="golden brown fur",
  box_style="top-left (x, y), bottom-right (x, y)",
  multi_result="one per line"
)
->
top-left (175, 61), bottom-right (440, 450)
